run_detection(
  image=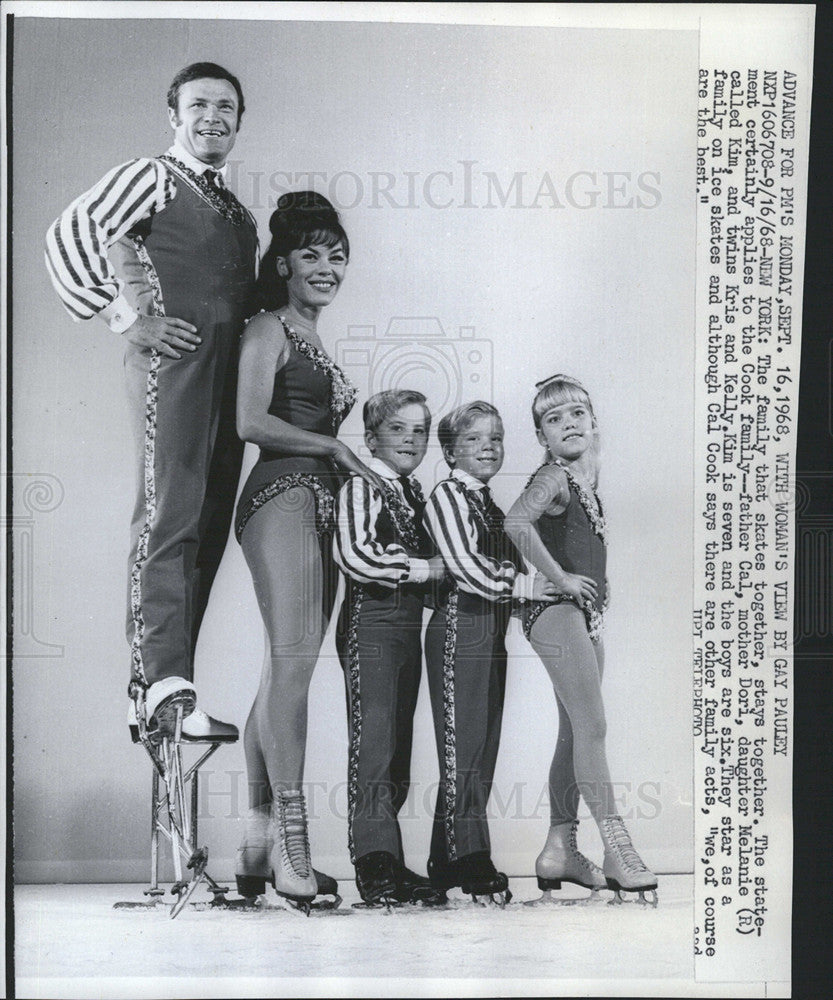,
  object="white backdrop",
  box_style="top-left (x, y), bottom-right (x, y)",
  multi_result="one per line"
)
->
top-left (12, 16), bottom-right (696, 882)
